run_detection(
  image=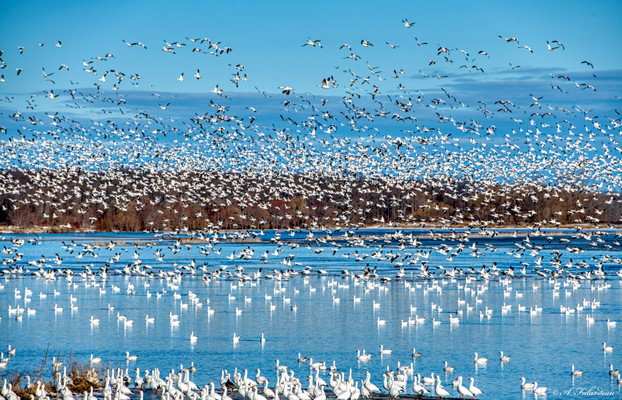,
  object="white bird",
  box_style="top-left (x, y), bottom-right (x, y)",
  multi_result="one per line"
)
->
top-left (533, 382), bottom-right (548, 395)
top-left (443, 361), bottom-right (454, 373)
top-left (278, 86), bottom-right (293, 95)
top-left (456, 377), bottom-right (473, 398)
top-left (255, 369), bottom-right (267, 386)
top-left (363, 372), bottom-right (380, 393)
top-left (411, 375), bottom-right (429, 395)
top-left (275, 359), bottom-right (287, 372)
top-left (252, 386), bottom-right (267, 400)
top-left (421, 374), bottom-right (435, 386)
top-left (220, 386), bottom-right (233, 400)
top-left (402, 19), bottom-right (414, 28)
top-left (571, 364), bottom-right (582, 376)
top-left (473, 352), bottom-right (487, 364)
top-left (357, 350), bottom-right (371, 362)
top-left (468, 378), bottom-right (483, 397)
top-left (262, 381), bottom-right (275, 399)
top-left (434, 376), bottom-right (450, 398)
top-left (520, 377), bottom-right (535, 391)
top-left (387, 376), bottom-right (403, 398)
